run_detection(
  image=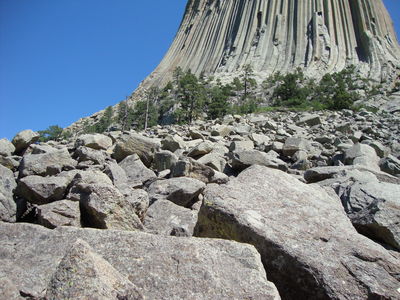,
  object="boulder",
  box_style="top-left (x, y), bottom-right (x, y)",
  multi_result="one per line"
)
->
top-left (16, 175), bottom-right (70, 205)
top-left (144, 200), bottom-right (198, 237)
top-left (103, 161), bottom-right (129, 190)
top-left (296, 114), bottom-right (322, 126)
top-left (119, 154), bottom-right (156, 187)
top-left (74, 133), bottom-right (113, 150)
top-left (46, 239), bottom-right (143, 300)
top-left (250, 133), bottom-right (271, 146)
top-left (153, 150), bottom-right (178, 172)
top-left (0, 164), bottom-right (17, 222)
top-left (304, 166), bottom-right (354, 183)
top-left (197, 152), bottom-right (227, 172)
top-left (19, 148), bottom-right (77, 177)
top-left (147, 177), bottom-right (205, 207)
top-left (161, 134), bottom-right (186, 152)
top-left (195, 165), bottom-right (400, 300)
top-left (344, 143), bottom-right (380, 170)
top-left (230, 150), bottom-right (288, 172)
top-left (74, 146), bottom-right (107, 165)
top-left (210, 125), bottom-right (233, 137)
top-left (0, 222), bottom-right (280, 300)
top-left (0, 138), bottom-right (15, 157)
top-left (187, 141), bottom-right (214, 157)
top-left (380, 155), bottom-right (400, 176)
top-left (74, 183), bottom-right (143, 231)
top-left (171, 158), bottom-right (228, 184)
top-left (0, 276), bottom-right (20, 300)
top-left (124, 188), bottom-right (149, 221)
top-left (11, 129), bottom-right (39, 153)
top-left (0, 155), bottom-right (20, 170)
top-left (229, 140), bottom-right (254, 152)
top-left (340, 181), bottom-right (400, 250)
top-left (282, 137), bottom-right (312, 157)
top-left (113, 133), bottom-right (160, 166)
top-left (37, 200), bottom-right (81, 229)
